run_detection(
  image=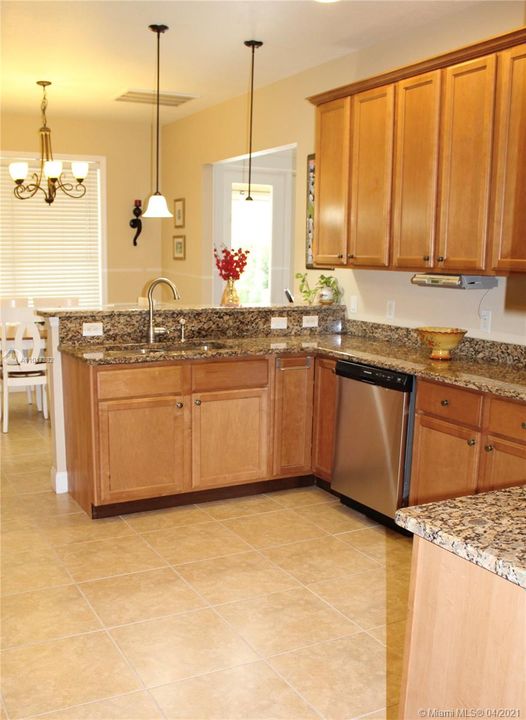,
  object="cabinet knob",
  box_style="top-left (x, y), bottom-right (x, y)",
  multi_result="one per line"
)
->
top-left (337, 254), bottom-right (344, 259)
top-left (347, 254), bottom-right (355, 260)
top-left (194, 399), bottom-right (201, 406)
top-left (423, 255), bottom-right (430, 262)
top-left (440, 399), bottom-right (449, 407)
top-left (484, 445), bottom-right (494, 452)
top-left (521, 422), bottom-right (526, 430)
top-left (437, 256), bottom-right (445, 262)
top-left (467, 438), bottom-right (476, 447)
top-left (176, 402), bottom-right (183, 409)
